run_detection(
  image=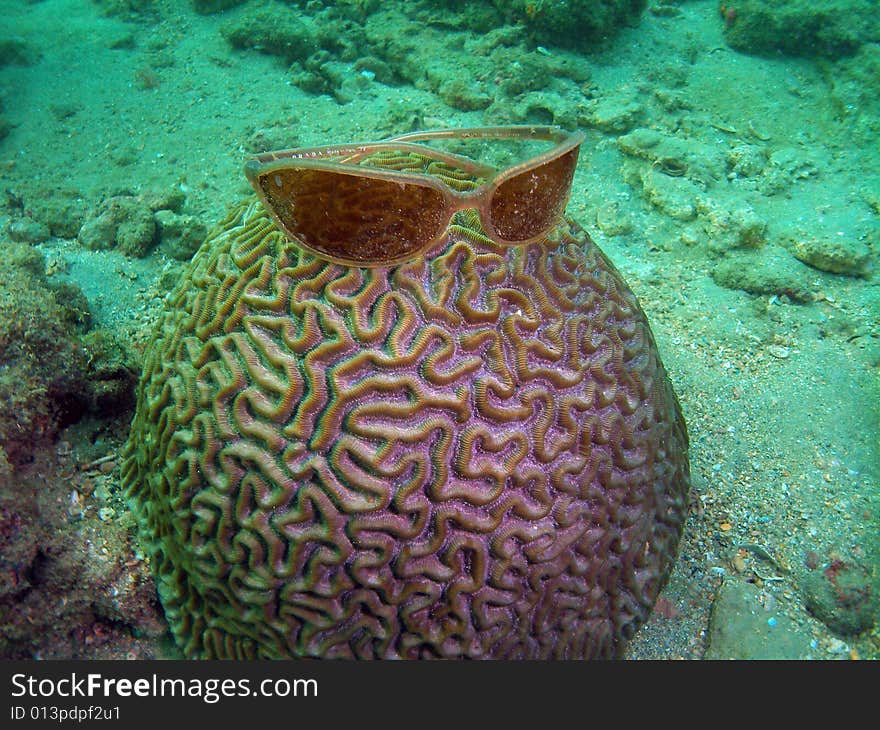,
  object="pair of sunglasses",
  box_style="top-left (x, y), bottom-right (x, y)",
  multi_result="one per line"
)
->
top-left (244, 125), bottom-right (585, 268)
